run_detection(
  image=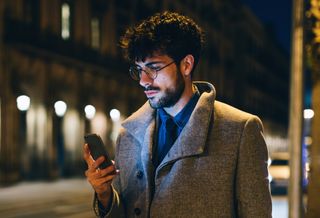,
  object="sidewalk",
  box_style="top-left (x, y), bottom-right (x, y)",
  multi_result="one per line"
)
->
top-left (0, 178), bottom-right (288, 217)
top-left (0, 178), bottom-right (96, 218)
